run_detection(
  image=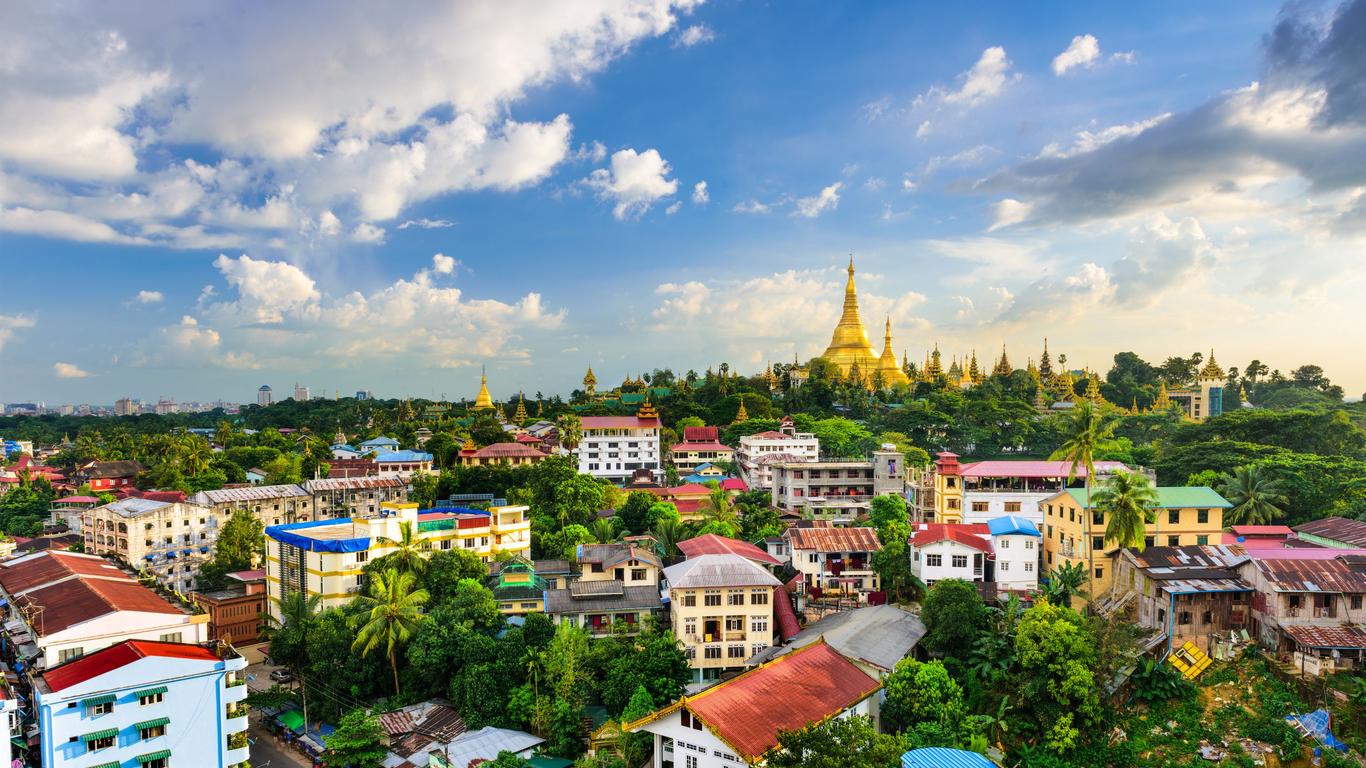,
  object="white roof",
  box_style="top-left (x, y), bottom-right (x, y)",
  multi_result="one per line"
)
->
top-left (190, 484), bottom-right (309, 503)
top-left (664, 554), bottom-right (781, 589)
top-left (443, 727), bottom-right (543, 766)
